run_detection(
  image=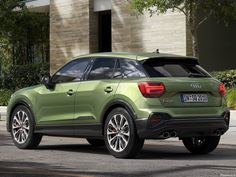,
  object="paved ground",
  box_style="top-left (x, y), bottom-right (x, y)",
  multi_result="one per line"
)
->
top-left (0, 113), bottom-right (236, 177)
